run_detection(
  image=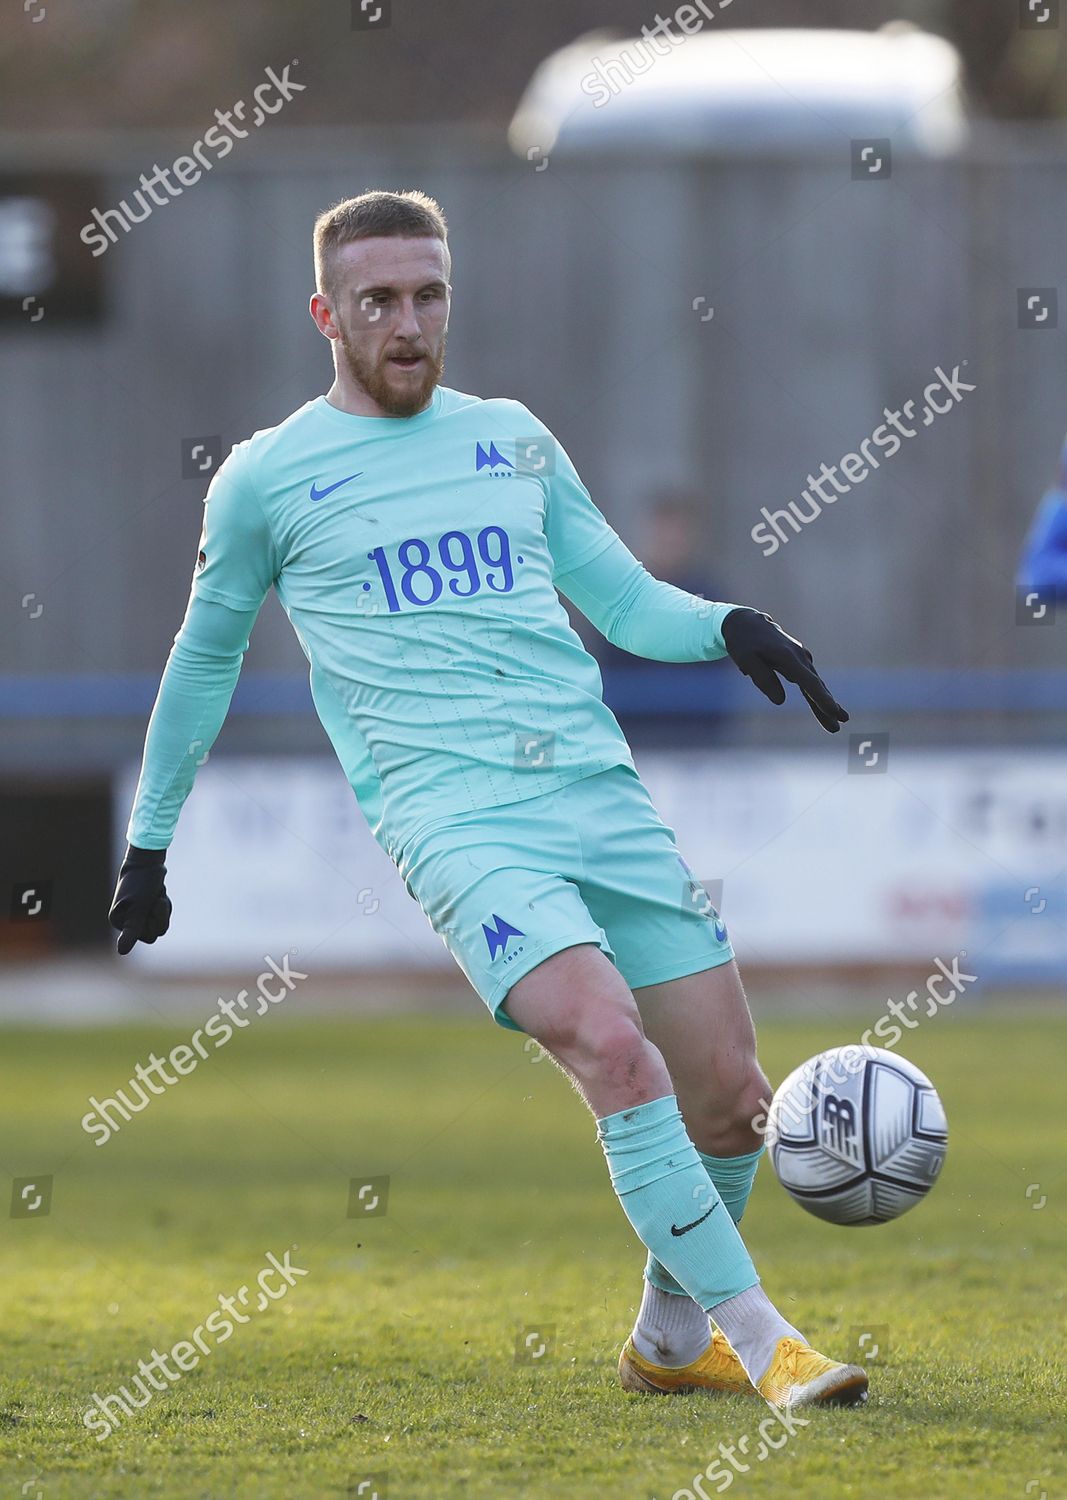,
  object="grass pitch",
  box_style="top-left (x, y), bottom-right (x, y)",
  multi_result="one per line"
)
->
top-left (0, 1005), bottom-right (1064, 1499)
